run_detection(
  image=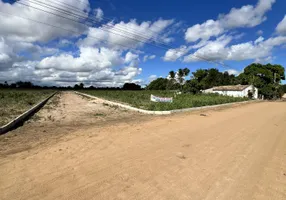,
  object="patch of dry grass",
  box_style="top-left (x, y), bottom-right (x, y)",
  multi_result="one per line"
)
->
top-left (0, 89), bottom-right (54, 126)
